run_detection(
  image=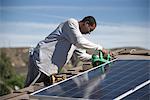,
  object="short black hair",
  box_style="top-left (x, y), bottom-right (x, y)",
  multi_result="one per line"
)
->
top-left (81, 16), bottom-right (97, 26)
